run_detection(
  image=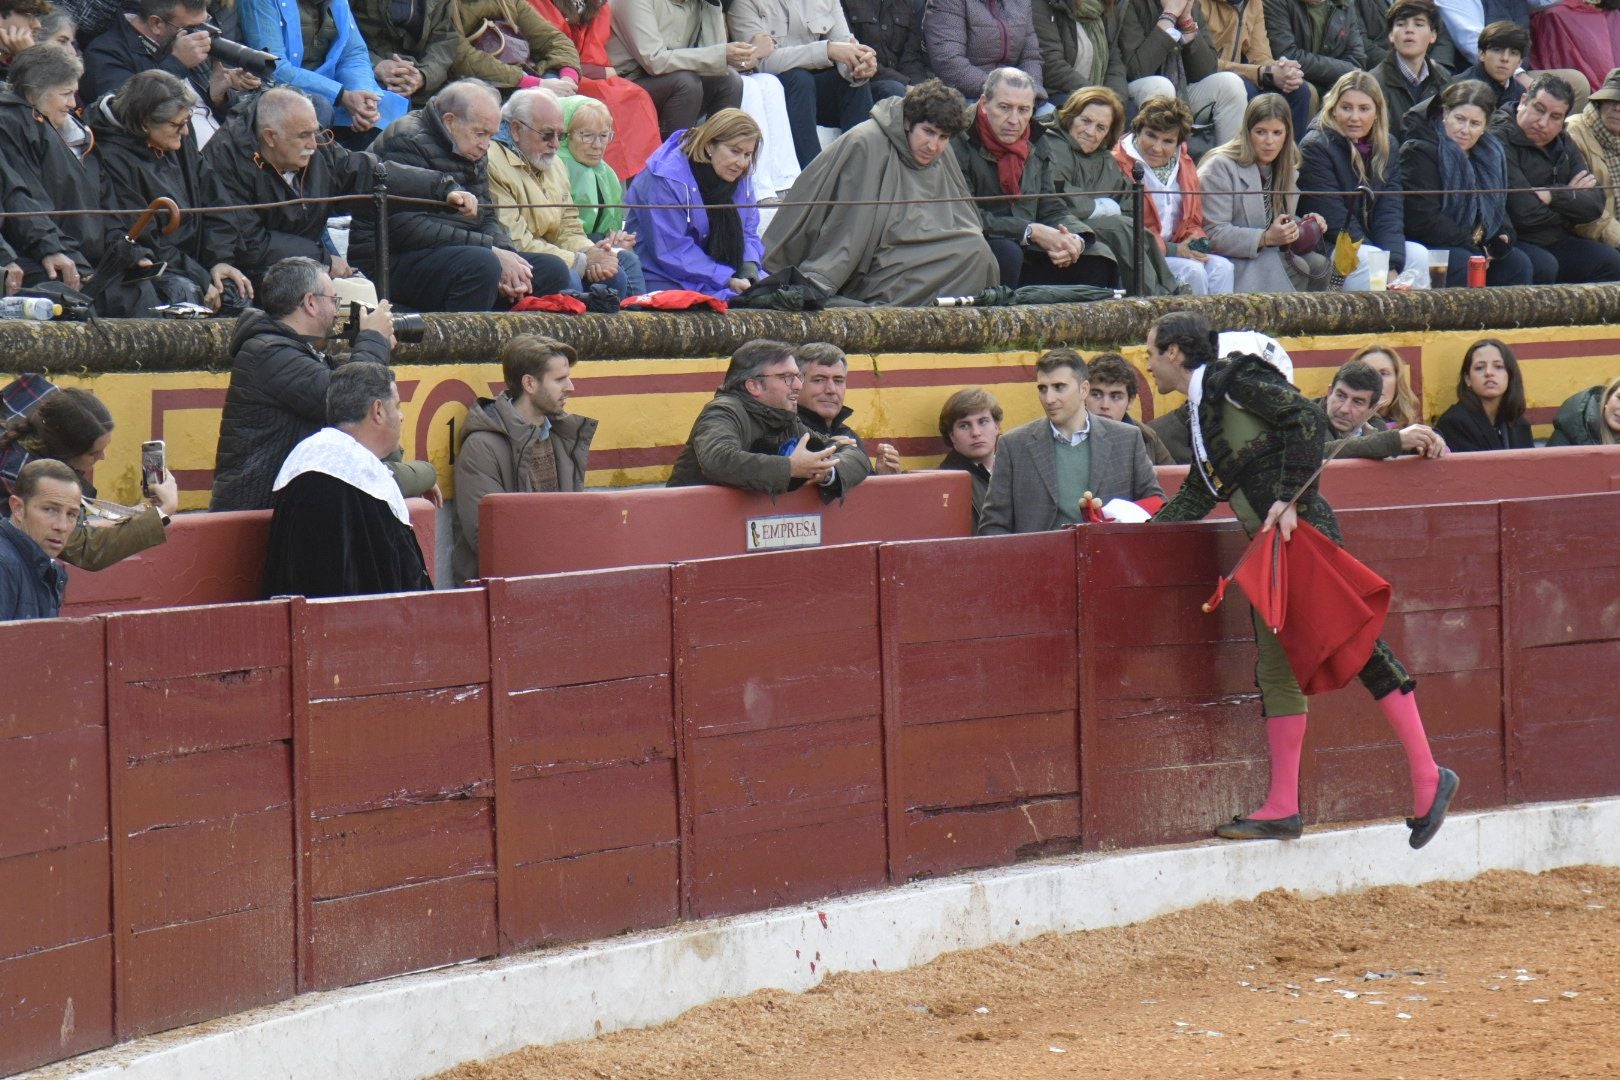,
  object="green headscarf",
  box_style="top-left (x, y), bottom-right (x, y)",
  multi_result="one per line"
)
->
top-left (558, 96), bottom-right (625, 236)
